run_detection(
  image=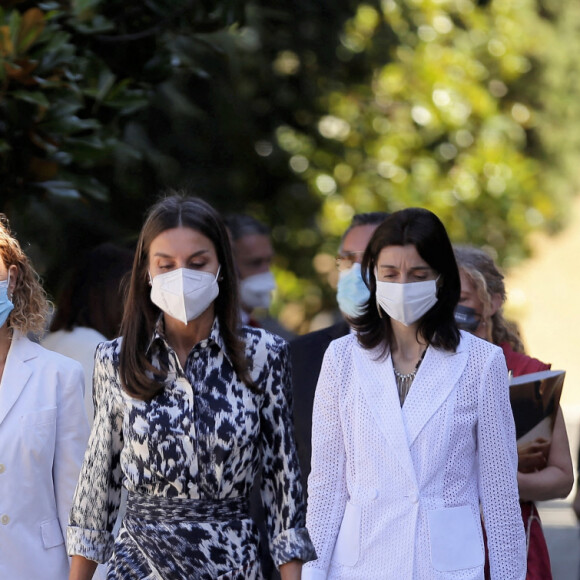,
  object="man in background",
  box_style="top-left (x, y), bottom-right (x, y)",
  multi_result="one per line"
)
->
top-left (225, 213), bottom-right (294, 340)
top-left (290, 211), bottom-right (389, 491)
top-left (225, 212), bottom-right (291, 579)
top-left (225, 214), bottom-right (276, 323)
